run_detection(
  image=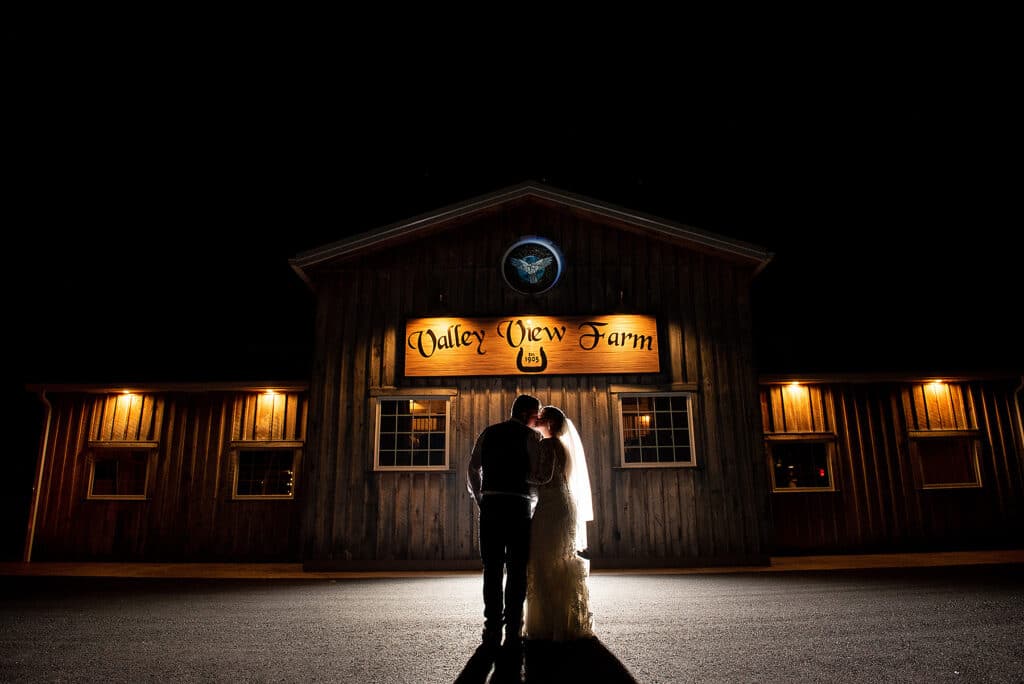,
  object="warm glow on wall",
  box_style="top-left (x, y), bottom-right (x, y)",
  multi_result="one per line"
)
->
top-left (771, 381), bottom-right (824, 433)
top-left (925, 380), bottom-right (947, 400)
top-left (257, 390), bottom-right (284, 418)
top-left (116, 392), bottom-right (137, 410)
